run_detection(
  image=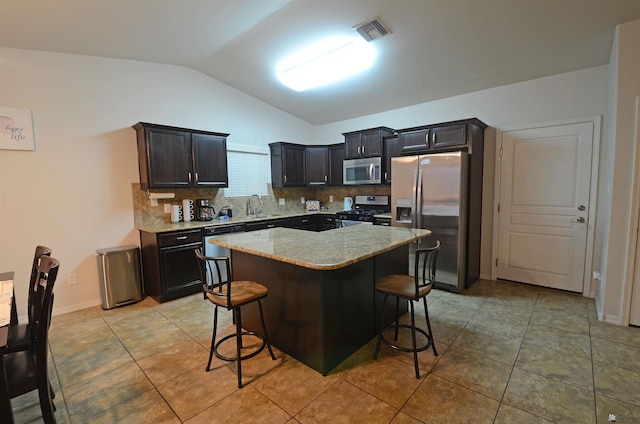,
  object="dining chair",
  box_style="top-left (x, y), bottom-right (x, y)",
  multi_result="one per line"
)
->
top-left (195, 248), bottom-right (275, 388)
top-left (5, 245), bottom-right (52, 354)
top-left (5, 255), bottom-right (59, 424)
top-left (373, 240), bottom-right (440, 379)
